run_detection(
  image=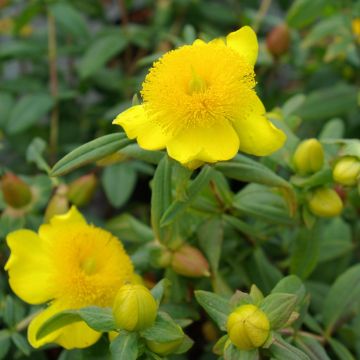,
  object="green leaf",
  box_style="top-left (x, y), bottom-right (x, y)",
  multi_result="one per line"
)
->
top-left (26, 137), bottom-right (51, 173)
top-left (11, 333), bottom-right (31, 356)
top-left (233, 184), bottom-right (294, 225)
top-left (120, 144), bottom-right (164, 164)
top-left (248, 247), bottom-right (283, 294)
top-left (294, 84), bottom-right (358, 122)
top-left (194, 290), bottom-right (230, 330)
top-left (290, 228), bottom-right (320, 279)
top-left (50, 3), bottom-right (89, 40)
top-left (215, 154), bottom-right (292, 189)
top-left (79, 33), bottom-right (128, 78)
top-left (197, 217), bottom-right (223, 274)
top-left (151, 156), bottom-right (173, 243)
top-left (260, 293), bottom-right (298, 330)
top-left (0, 92), bottom-right (14, 128)
top-left (0, 330), bottom-right (11, 360)
top-left (295, 336), bottom-right (331, 360)
top-left (6, 93), bottom-right (54, 134)
top-left (102, 163), bottom-right (137, 208)
top-left (36, 307), bottom-right (116, 340)
top-left (224, 343), bottom-right (258, 360)
top-left (110, 331), bottom-right (139, 360)
top-left (270, 335), bottom-right (311, 360)
top-left (151, 279), bottom-right (170, 305)
top-left (287, 0), bottom-right (329, 29)
top-left (322, 264), bottom-right (360, 335)
top-left (51, 133), bottom-right (132, 176)
top-left (328, 338), bottom-right (355, 360)
top-left (141, 311), bottom-right (184, 343)
top-left (271, 275), bottom-right (306, 306)
top-left (160, 165), bottom-right (213, 227)
top-left (318, 218), bottom-right (352, 263)
top-left (290, 169), bottom-right (333, 188)
top-left (106, 213), bottom-right (154, 243)
top-left (319, 118), bottom-right (345, 140)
